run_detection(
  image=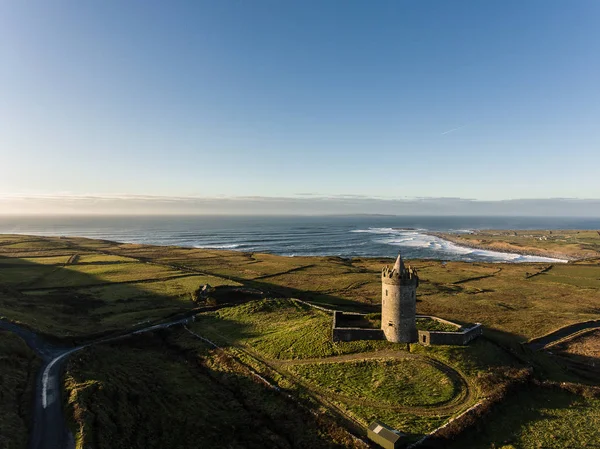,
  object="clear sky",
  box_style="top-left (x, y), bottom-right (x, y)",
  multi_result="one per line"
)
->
top-left (1, 1), bottom-right (599, 210)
